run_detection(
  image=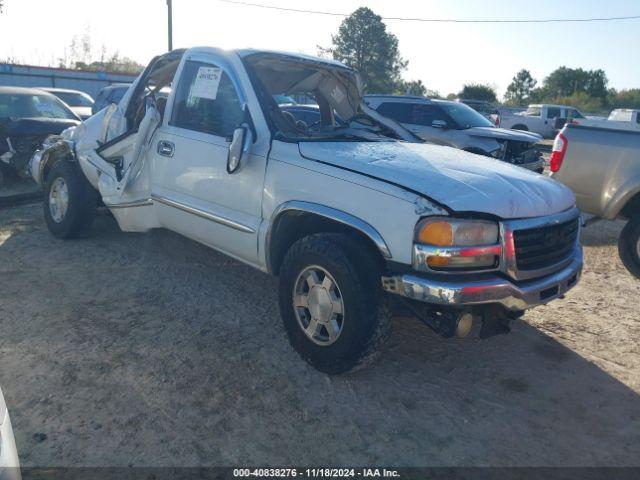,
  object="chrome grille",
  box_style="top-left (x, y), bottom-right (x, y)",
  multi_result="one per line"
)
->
top-left (513, 217), bottom-right (580, 271)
